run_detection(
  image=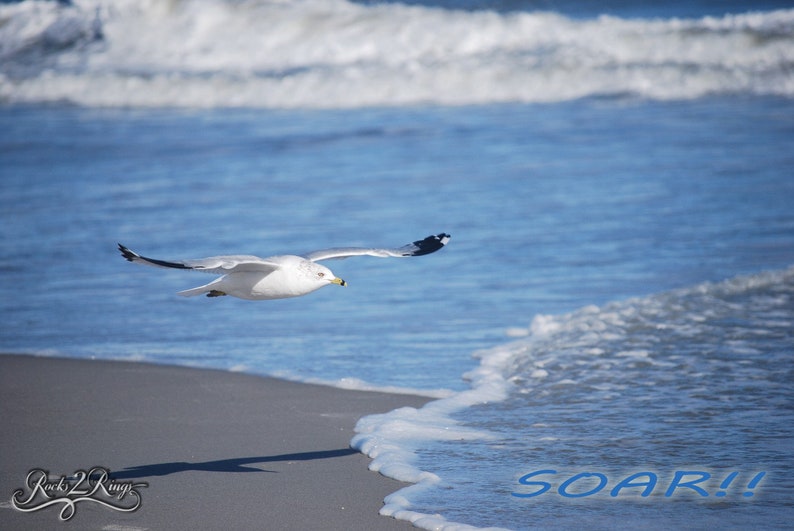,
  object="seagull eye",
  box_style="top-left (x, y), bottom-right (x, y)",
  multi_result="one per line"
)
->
top-left (317, 272), bottom-right (325, 278)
